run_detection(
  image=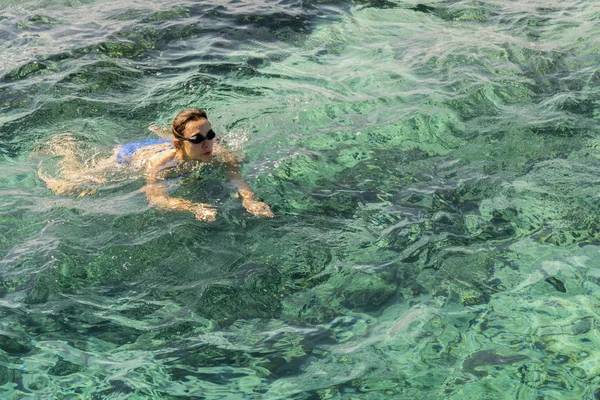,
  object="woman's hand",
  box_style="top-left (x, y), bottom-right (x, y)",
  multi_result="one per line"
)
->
top-left (242, 198), bottom-right (274, 218)
top-left (192, 203), bottom-right (217, 222)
